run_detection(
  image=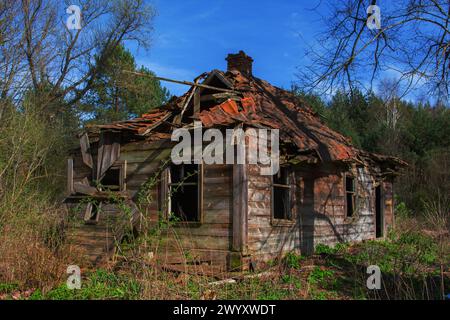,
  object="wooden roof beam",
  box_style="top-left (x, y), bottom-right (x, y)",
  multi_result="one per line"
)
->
top-left (122, 70), bottom-right (240, 94)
